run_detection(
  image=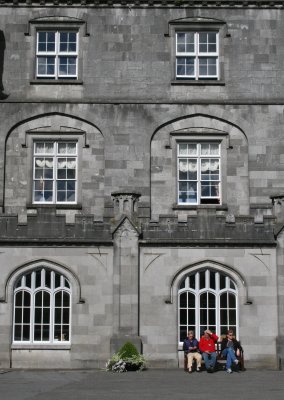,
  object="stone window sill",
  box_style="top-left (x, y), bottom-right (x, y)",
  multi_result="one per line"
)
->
top-left (172, 203), bottom-right (228, 211)
top-left (11, 344), bottom-right (71, 350)
top-left (26, 203), bottom-right (82, 210)
top-left (30, 80), bottom-right (83, 85)
top-left (171, 80), bottom-right (225, 86)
